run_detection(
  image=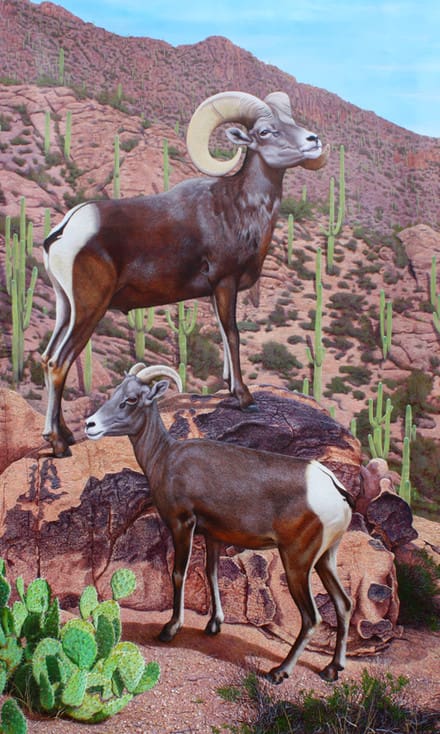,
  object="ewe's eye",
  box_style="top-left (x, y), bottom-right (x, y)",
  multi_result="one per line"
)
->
top-left (119, 397), bottom-right (138, 409)
top-left (259, 129), bottom-right (271, 138)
